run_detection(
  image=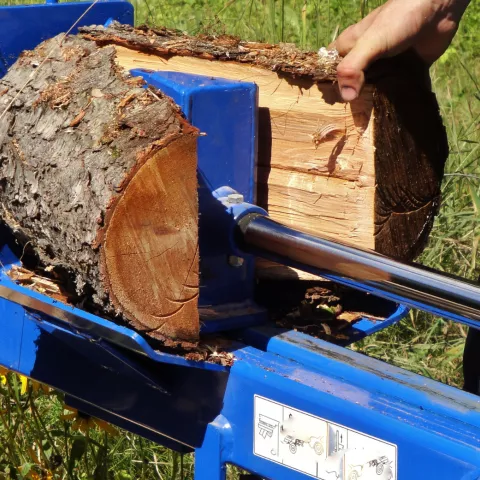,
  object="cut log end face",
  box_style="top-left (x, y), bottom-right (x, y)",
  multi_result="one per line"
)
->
top-left (372, 79), bottom-right (447, 260)
top-left (0, 33), bottom-right (200, 342)
top-left (102, 136), bottom-right (199, 341)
